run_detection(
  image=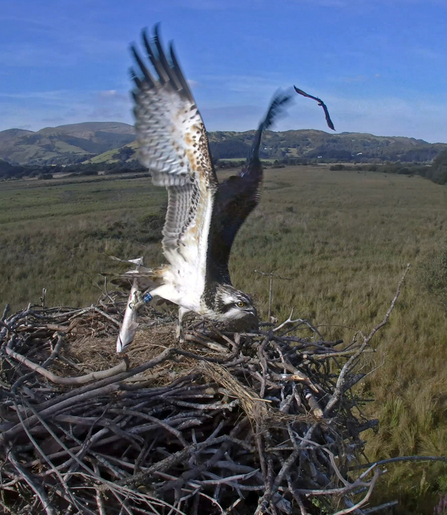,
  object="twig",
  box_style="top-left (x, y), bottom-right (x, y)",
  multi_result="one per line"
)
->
top-left (8, 449), bottom-right (57, 515)
top-left (330, 468), bottom-right (381, 515)
top-left (351, 455), bottom-right (447, 470)
top-left (255, 270), bottom-right (291, 320)
top-left (5, 344), bottom-right (128, 385)
top-left (363, 500), bottom-right (399, 513)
